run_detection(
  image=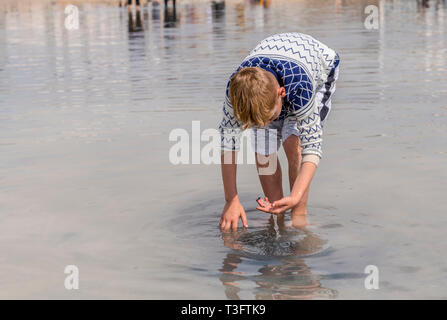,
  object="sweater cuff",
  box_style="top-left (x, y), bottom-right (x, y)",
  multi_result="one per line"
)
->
top-left (302, 154), bottom-right (320, 167)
